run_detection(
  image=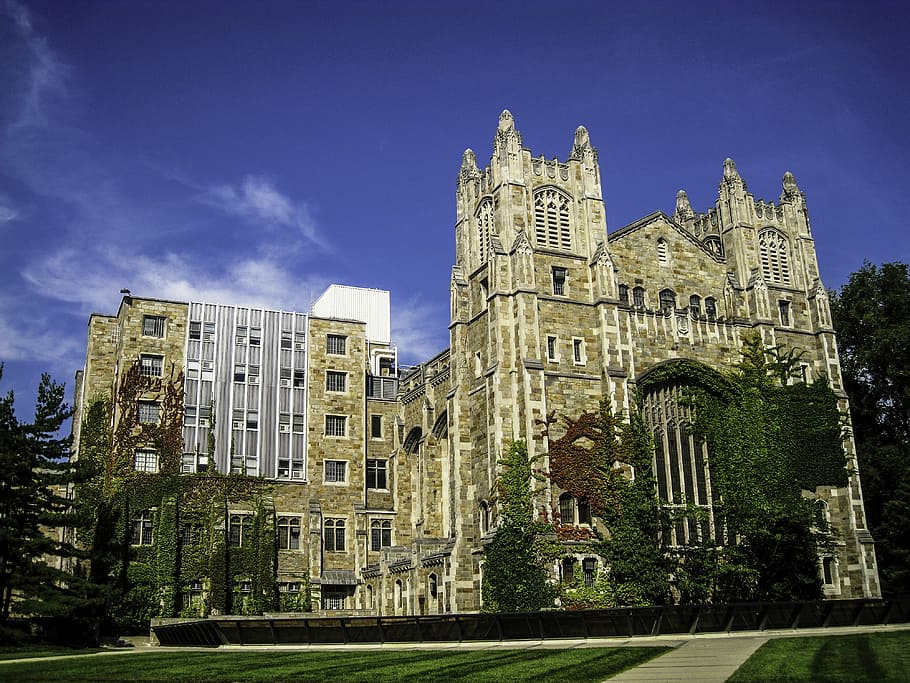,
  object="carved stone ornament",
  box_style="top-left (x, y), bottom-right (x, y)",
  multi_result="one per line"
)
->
top-left (590, 241), bottom-right (614, 270)
top-left (460, 148), bottom-right (480, 181)
top-left (512, 229), bottom-right (533, 256)
top-left (674, 189), bottom-right (695, 222)
top-left (570, 125), bottom-right (598, 161)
